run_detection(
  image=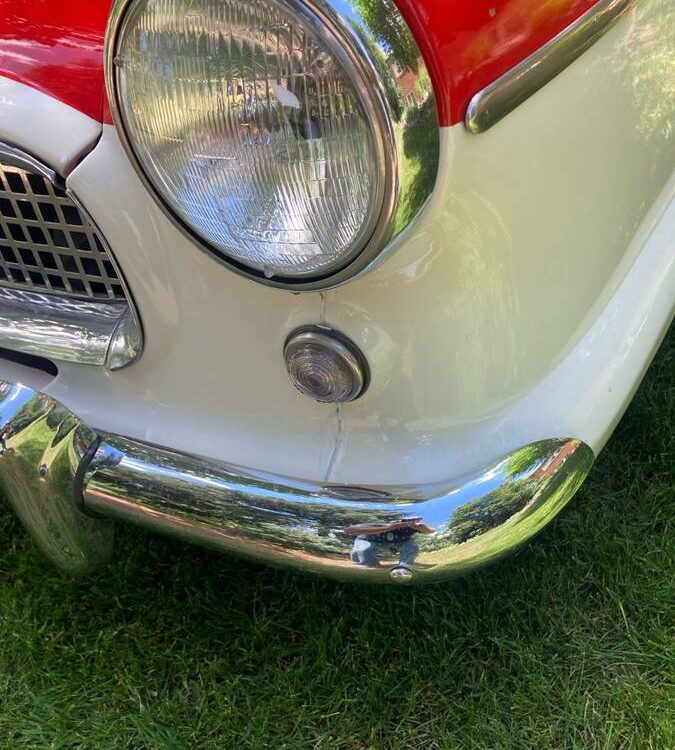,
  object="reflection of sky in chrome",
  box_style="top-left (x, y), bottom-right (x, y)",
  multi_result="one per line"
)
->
top-left (0, 385), bottom-right (34, 421)
top-left (420, 472), bottom-right (505, 530)
top-left (330, 0), bottom-right (389, 55)
top-left (331, 0), bottom-right (360, 23)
